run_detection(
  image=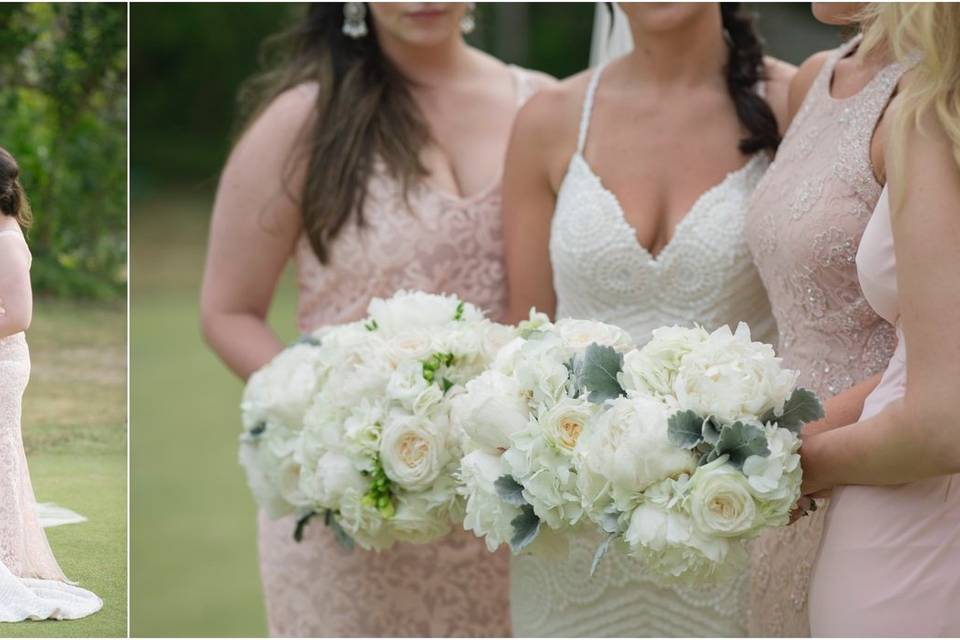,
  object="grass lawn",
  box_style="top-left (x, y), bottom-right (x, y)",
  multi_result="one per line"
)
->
top-left (2, 299), bottom-right (127, 638)
top-left (131, 194), bottom-right (296, 637)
